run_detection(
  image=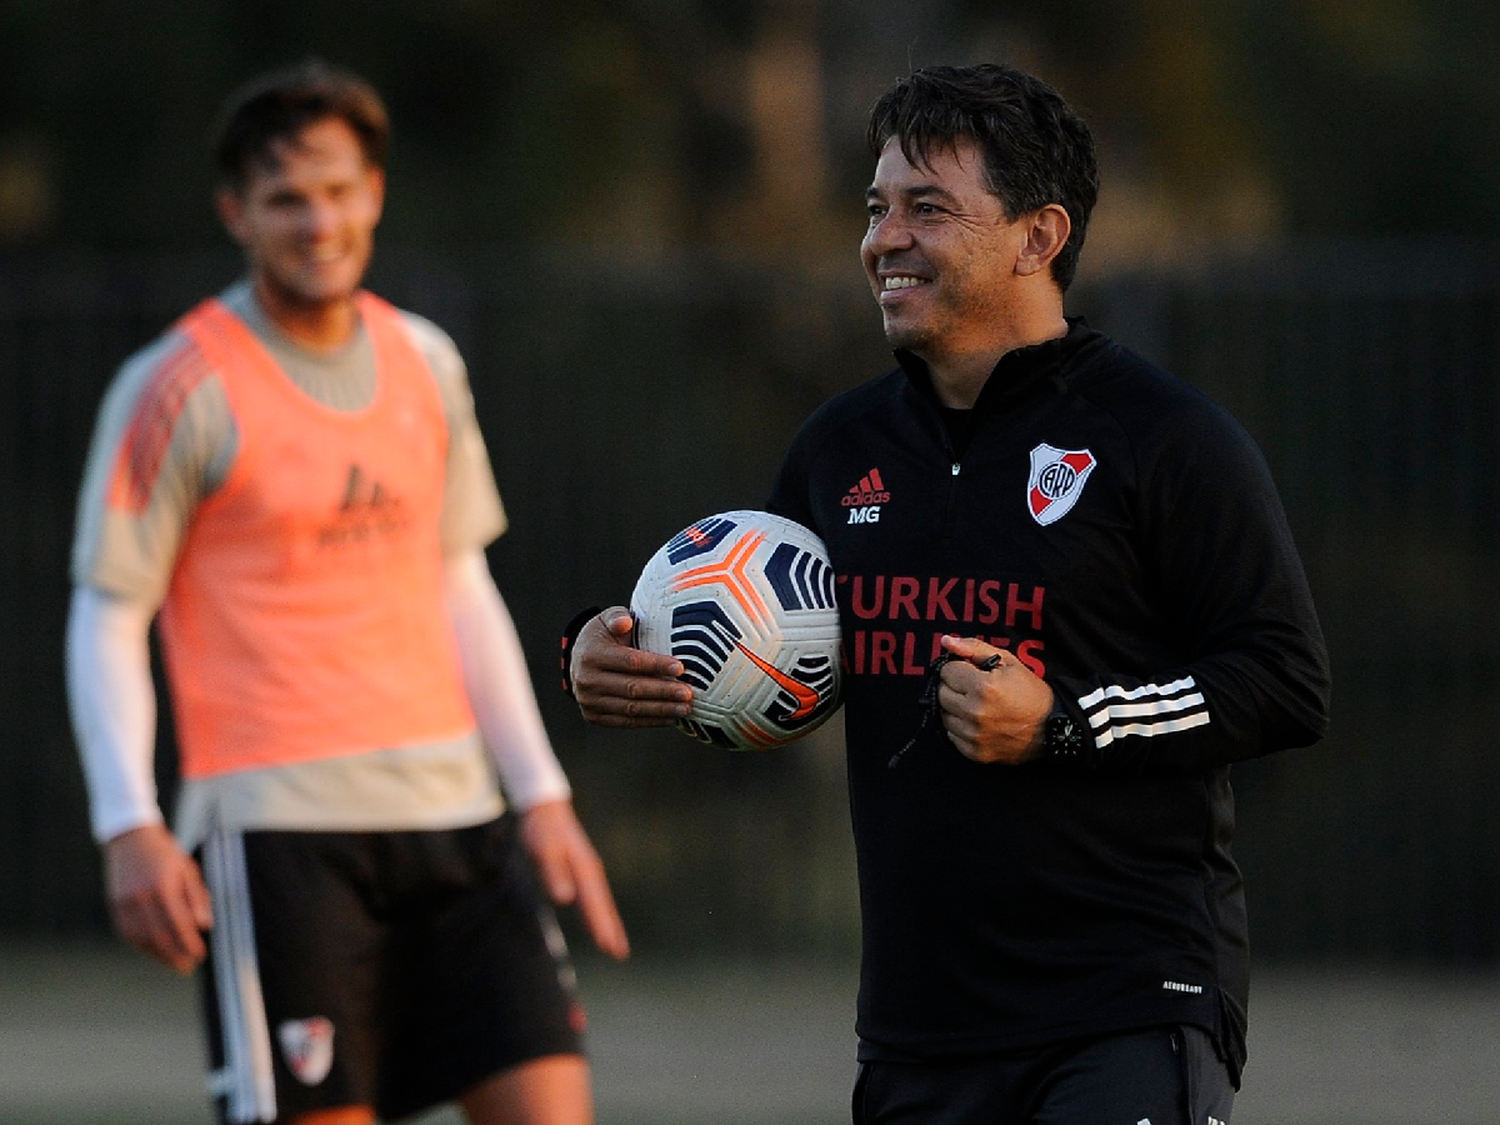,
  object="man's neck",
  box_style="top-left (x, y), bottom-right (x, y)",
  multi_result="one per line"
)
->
top-left (923, 313), bottom-right (1069, 409)
top-left (253, 277), bottom-right (361, 352)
